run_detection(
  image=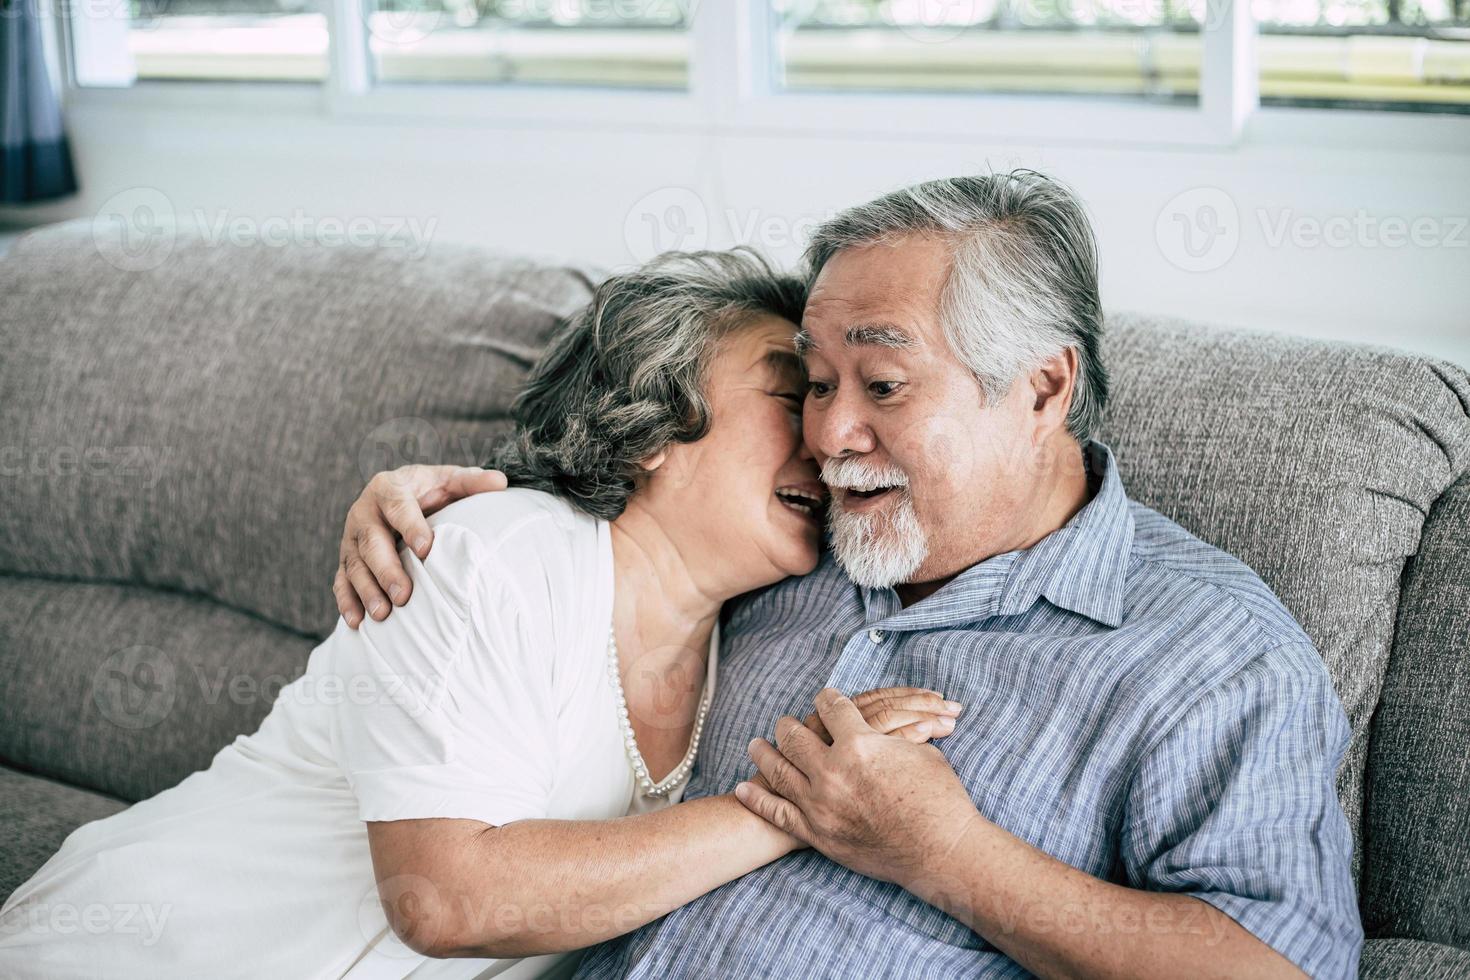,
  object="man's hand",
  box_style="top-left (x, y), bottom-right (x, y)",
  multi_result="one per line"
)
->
top-left (334, 464), bottom-right (507, 627)
top-left (736, 689), bottom-right (1305, 980)
top-left (735, 687), bottom-right (982, 890)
